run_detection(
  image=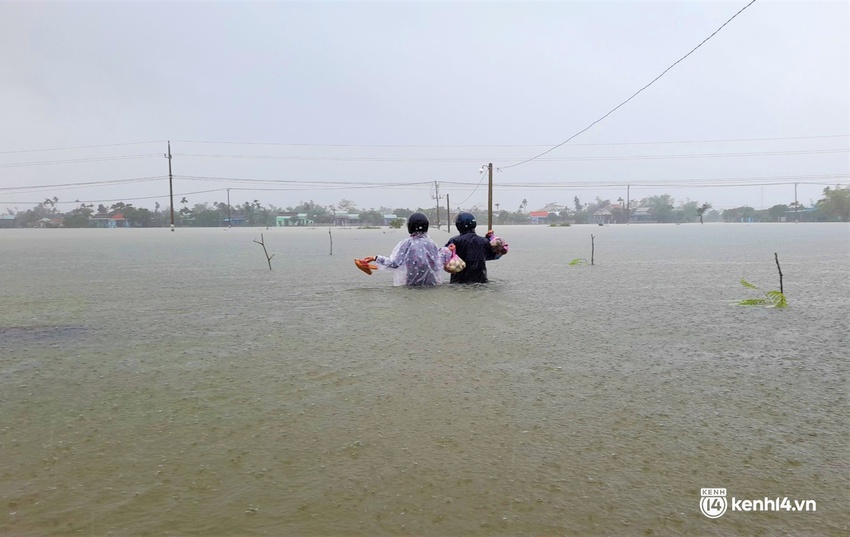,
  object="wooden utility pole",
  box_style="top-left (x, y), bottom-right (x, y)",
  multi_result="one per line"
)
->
top-left (167, 141), bottom-right (174, 231)
top-left (626, 184), bottom-right (630, 225)
top-left (487, 162), bottom-right (493, 230)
